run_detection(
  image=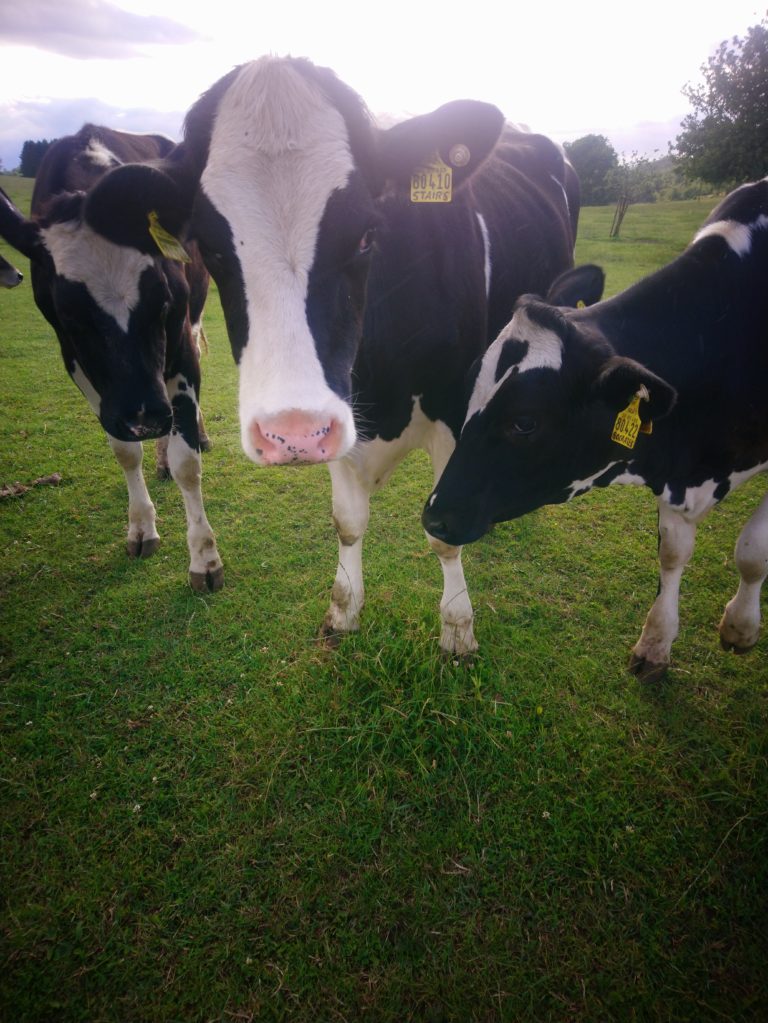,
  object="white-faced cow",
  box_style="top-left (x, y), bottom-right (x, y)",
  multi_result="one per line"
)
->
top-left (0, 188), bottom-right (24, 287)
top-left (423, 178), bottom-right (768, 680)
top-left (0, 125), bottom-right (223, 591)
top-left (167, 55), bottom-right (591, 653)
